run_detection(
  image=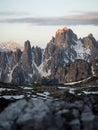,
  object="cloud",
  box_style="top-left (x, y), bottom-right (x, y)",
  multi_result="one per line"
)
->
top-left (0, 12), bottom-right (98, 26)
top-left (0, 11), bottom-right (29, 16)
